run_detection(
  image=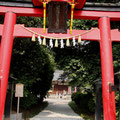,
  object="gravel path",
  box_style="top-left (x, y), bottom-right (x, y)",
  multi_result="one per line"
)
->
top-left (30, 98), bottom-right (84, 120)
